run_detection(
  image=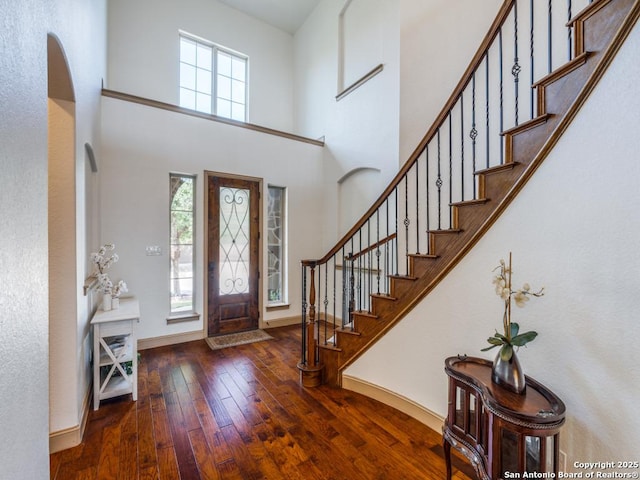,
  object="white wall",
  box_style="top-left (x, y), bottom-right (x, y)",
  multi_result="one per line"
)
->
top-left (293, 0), bottom-right (400, 244)
top-left (107, 0), bottom-right (295, 132)
top-left (399, 0), bottom-right (503, 161)
top-left (100, 98), bottom-right (325, 340)
top-left (346, 22), bottom-right (640, 461)
top-left (0, 0), bottom-right (106, 474)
